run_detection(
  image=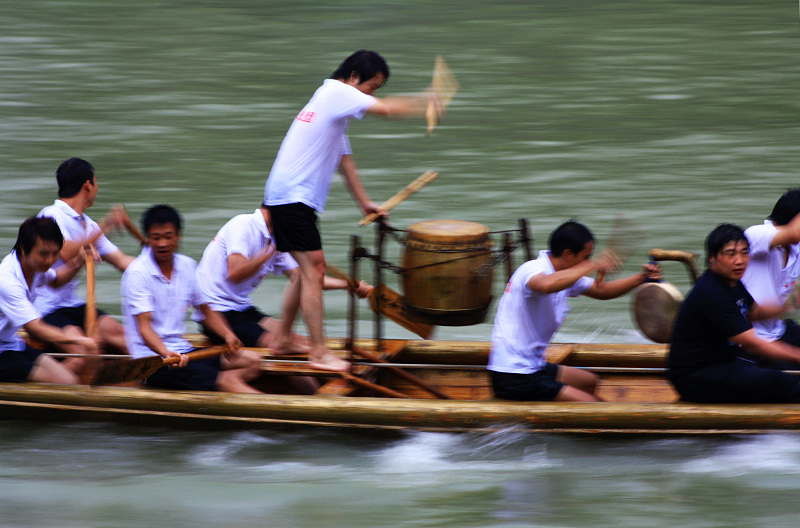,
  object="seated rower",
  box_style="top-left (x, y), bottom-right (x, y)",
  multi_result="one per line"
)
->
top-left (0, 216), bottom-right (98, 384)
top-left (36, 158), bottom-right (135, 355)
top-left (488, 220), bottom-right (661, 402)
top-left (120, 205), bottom-right (262, 394)
top-left (669, 223), bottom-right (800, 403)
top-left (193, 203), bottom-right (371, 361)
